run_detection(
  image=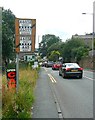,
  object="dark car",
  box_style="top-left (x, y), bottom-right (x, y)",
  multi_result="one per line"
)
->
top-left (59, 63), bottom-right (83, 78)
top-left (52, 62), bottom-right (62, 70)
top-left (45, 61), bottom-right (54, 67)
top-left (41, 61), bottom-right (48, 67)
